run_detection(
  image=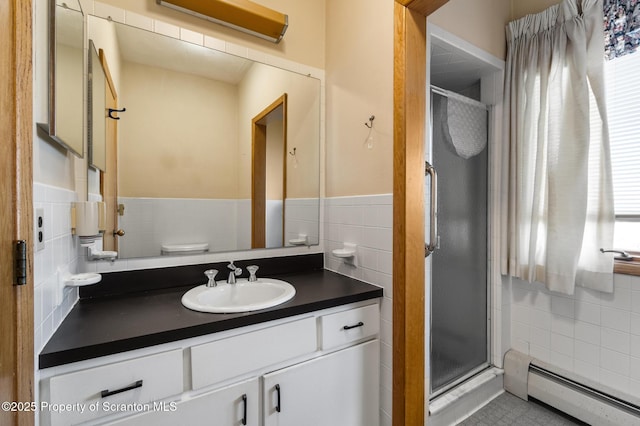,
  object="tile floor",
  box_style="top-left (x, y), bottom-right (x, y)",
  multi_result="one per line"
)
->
top-left (458, 392), bottom-right (588, 425)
